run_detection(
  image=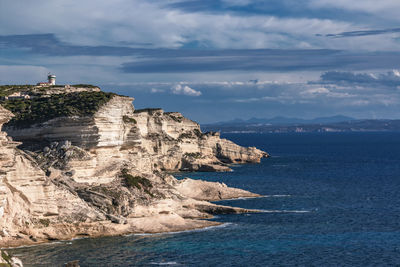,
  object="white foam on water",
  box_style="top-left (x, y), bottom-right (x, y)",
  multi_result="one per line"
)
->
top-left (219, 196), bottom-right (264, 201)
top-left (150, 262), bottom-right (179, 265)
top-left (220, 194), bottom-right (290, 201)
top-left (150, 261), bottom-right (180, 265)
